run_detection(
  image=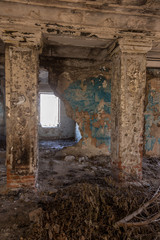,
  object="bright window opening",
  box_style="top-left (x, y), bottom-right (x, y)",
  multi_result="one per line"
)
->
top-left (40, 94), bottom-right (59, 127)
